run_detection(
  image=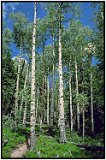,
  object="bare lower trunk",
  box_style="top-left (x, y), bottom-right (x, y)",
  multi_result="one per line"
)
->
top-left (58, 12), bottom-right (66, 143)
top-left (82, 108), bottom-right (85, 138)
top-left (50, 35), bottom-right (55, 127)
top-left (30, 2), bottom-right (36, 150)
top-left (90, 72), bottom-right (94, 132)
top-left (47, 76), bottom-right (49, 125)
top-left (69, 58), bottom-right (73, 131)
top-left (58, 96), bottom-right (60, 128)
top-left (40, 116), bottom-right (42, 132)
top-left (35, 88), bottom-right (39, 124)
top-left (44, 75), bottom-right (47, 124)
top-left (15, 57), bottom-right (21, 128)
top-left (75, 58), bottom-right (80, 131)
top-left (19, 63), bottom-right (29, 121)
top-left (23, 101), bottom-right (27, 127)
